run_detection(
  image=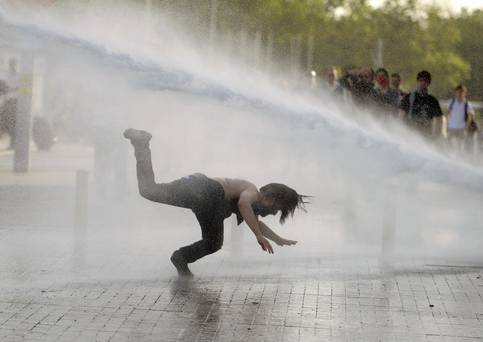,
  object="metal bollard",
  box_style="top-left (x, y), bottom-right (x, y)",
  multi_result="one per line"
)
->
top-left (75, 170), bottom-right (89, 229)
